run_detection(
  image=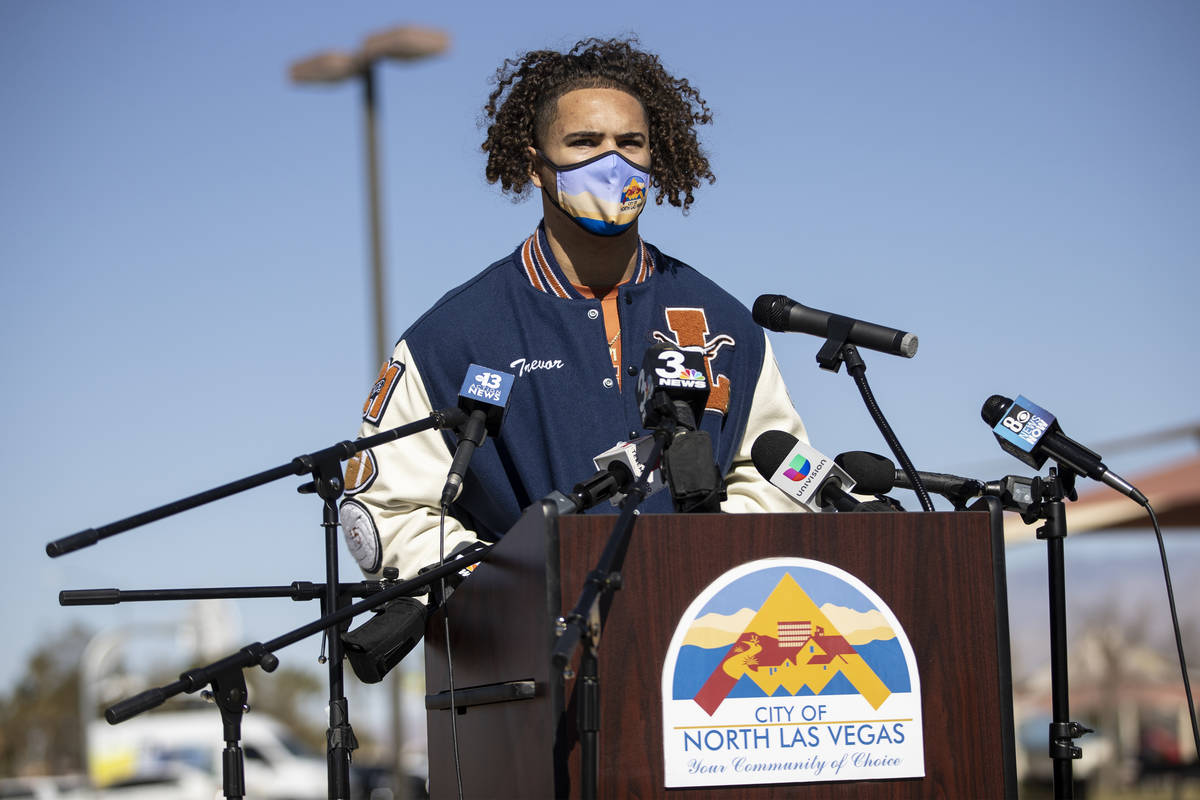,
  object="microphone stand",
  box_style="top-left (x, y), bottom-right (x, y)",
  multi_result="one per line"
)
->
top-left (550, 425), bottom-right (671, 800)
top-left (812, 324), bottom-right (934, 512)
top-left (59, 582), bottom-right (381, 606)
top-left (1018, 466), bottom-right (1091, 800)
top-left (91, 548), bottom-right (488, 800)
top-left (45, 407), bottom-right (466, 800)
